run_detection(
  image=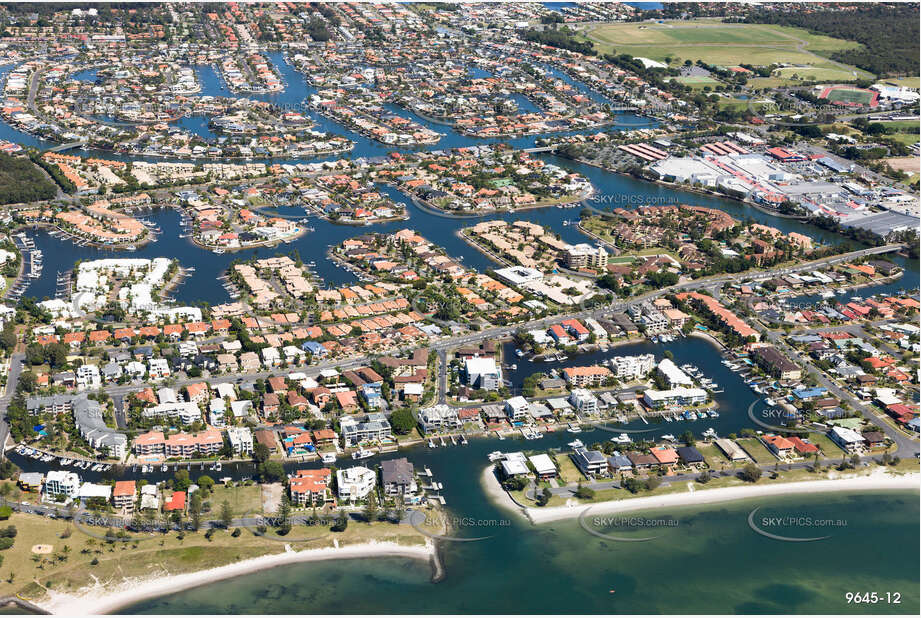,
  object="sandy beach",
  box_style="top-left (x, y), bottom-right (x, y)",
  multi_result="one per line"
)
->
top-left (483, 464), bottom-right (919, 525)
top-left (38, 539), bottom-right (434, 616)
top-left (480, 465), bottom-right (529, 519)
